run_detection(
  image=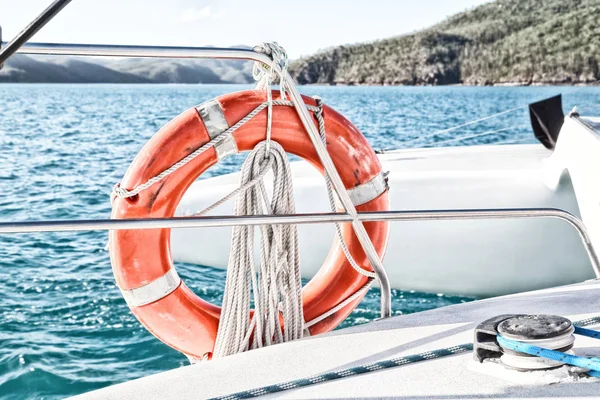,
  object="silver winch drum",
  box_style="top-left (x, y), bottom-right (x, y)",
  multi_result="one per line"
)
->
top-left (497, 315), bottom-right (575, 370)
top-left (473, 314), bottom-right (576, 371)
